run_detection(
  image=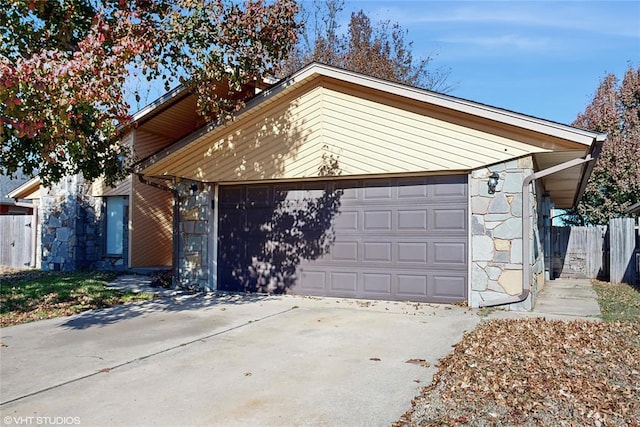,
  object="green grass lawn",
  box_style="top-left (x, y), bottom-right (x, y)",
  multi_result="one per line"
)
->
top-left (593, 279), bottom-right (640, 322)
top-left (0, 270), bottom-right (154, 327)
